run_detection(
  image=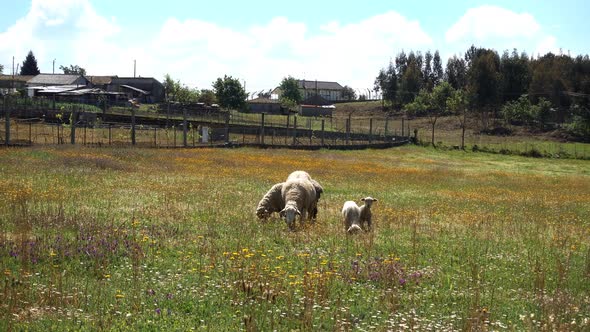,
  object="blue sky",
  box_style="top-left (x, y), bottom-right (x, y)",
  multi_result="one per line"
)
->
top-left (1, 0), bottom-right (588, 94)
